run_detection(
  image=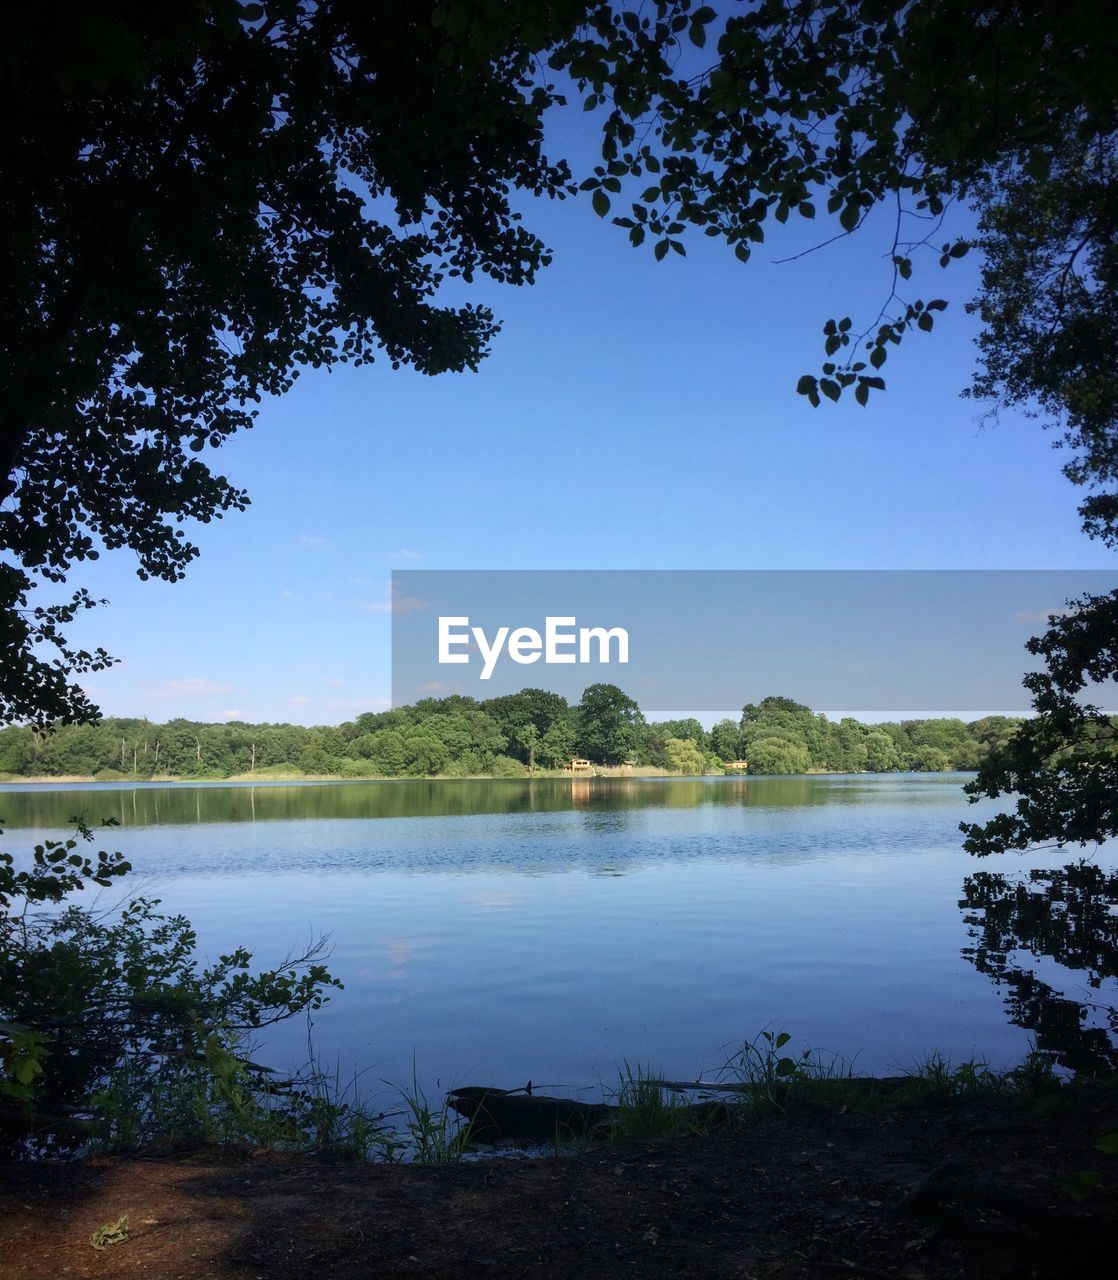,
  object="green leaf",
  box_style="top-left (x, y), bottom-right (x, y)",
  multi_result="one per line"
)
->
top-left (654, 238), bottom-right (669, 261)
top-left (820, 378), bottom-right (841, 401)
top-left (796, 375), bottom-right (817, 396)
top-left (1095, 1132), bottom-right (1118, 1155)
top-left (855, 382), bottom-right (869, 406)
top-left (774, 1031), bottom-right (791, 1049)
top-left (870, 346), bottom-right (886, 369)
top-left (592, 189), bottom-right (610, 217)
top-left (839, 203), bottom-right (860, 232)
